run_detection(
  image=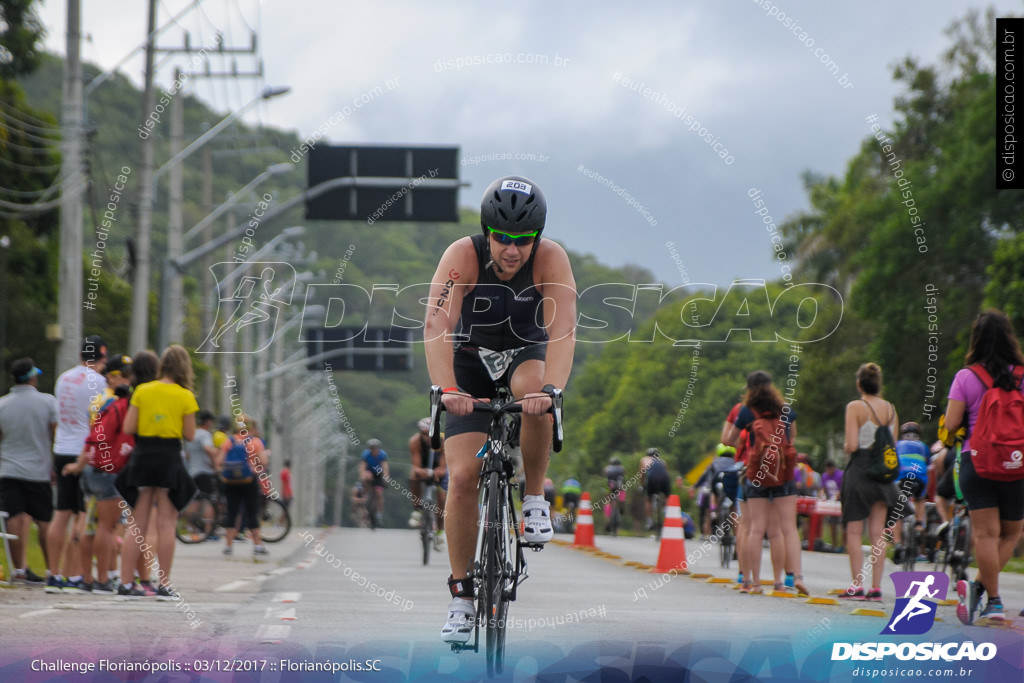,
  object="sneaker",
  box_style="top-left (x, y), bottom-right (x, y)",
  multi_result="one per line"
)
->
top-left (434, 530), bottom-right (446, 551)
top-left (155, 585), bottom-right (179, 602)
top-left (409, 510), bottom-right (423, 529)
top-left (116, 583), bottom-right (146, 599)
top-left (14, 568), bottom-right (45, 585)
top-left (253, 545), bottom-right (269, 556)
top-left (91, 580), bottom-right (117, 595)
top-left (521, 498), bottom-right (553, 543)
top-left (137, 580), bottom-right (158, 597)
top-left (223, 545), bottom-right (233, 556)
top-left (63, 578), bottom-right (92, 594)
top-left (440, 597), bottom-right (475, 644)
top-left (45, 576), bottom-right (68, 594)
top-left (837, 586), bottom-right (865, 600)
top-left (865, 589), bottom-right (882, 602)
top-left (206, 533), bottom-right (220, 542)
top-left (979, 599), bottom-right (1005, 622)
top-left (956, 580), bottom-right (983, 626)
top-left (375, 513), bottom-right (385, 527)
top-left (892, 546), bottom-right (904, 565)
top-left (784, 573), bottom-right (795, 589)
top-left (737, 572), bottom-right (744, 585)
